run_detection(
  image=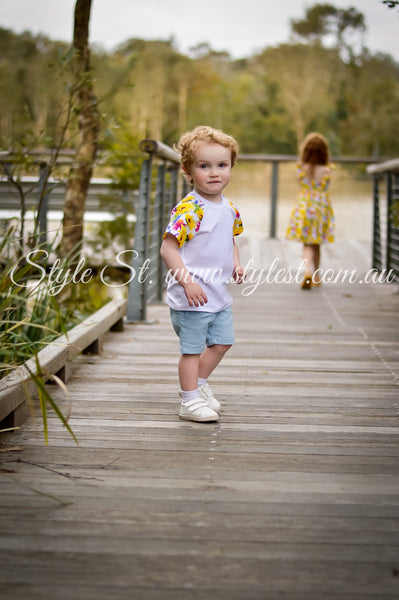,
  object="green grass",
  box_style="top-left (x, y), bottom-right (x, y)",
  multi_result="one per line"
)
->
top-left (0, 227), bottom-right (109, 444)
